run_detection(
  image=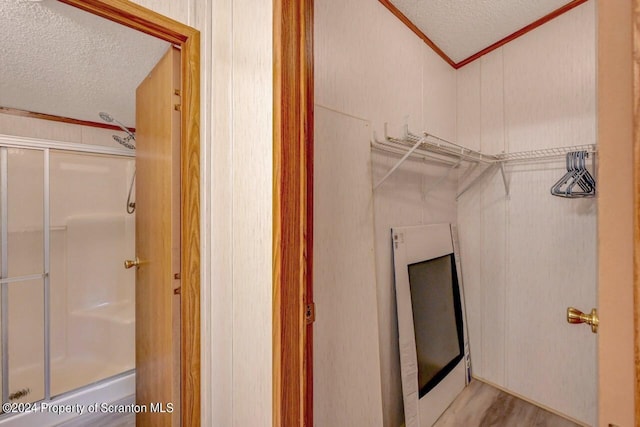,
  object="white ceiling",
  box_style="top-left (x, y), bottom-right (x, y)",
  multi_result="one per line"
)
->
top-left (0, 0), bottom-right (171, 128)
top-left (388, 0), bottom-right (576, 63)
